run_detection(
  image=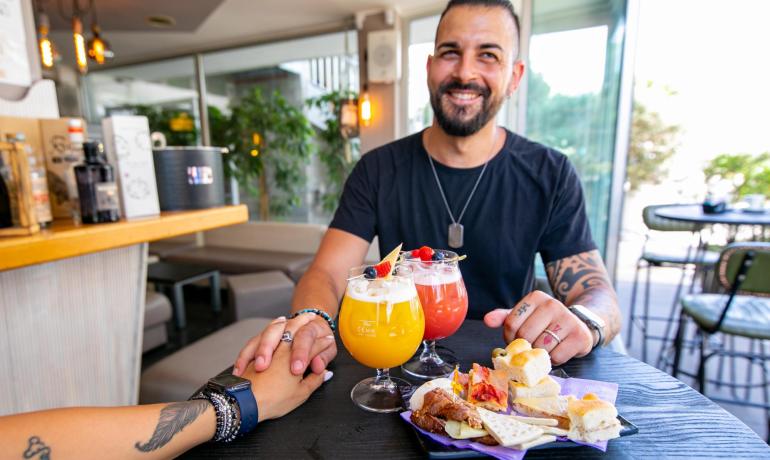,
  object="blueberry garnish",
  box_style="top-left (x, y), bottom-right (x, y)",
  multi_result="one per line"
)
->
top-left (431, 251), bottom-right (445, 261)
top-left (363, 266), bottom-right (377, 279)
